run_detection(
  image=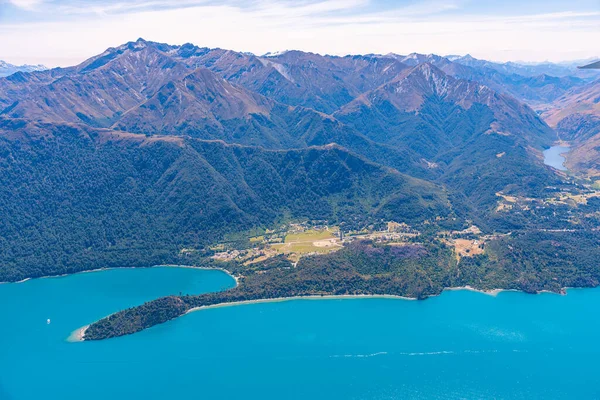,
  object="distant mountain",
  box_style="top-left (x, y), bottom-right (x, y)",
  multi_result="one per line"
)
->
top-left (0, 39), bottom-right (563, 211)
top-left (389, 53), bottom-right (449, 67)
top-left (1, 41), bottom-right (593, 125)
top-left (186, 48), bottom-right (409, 114)
top-left (335, 62), bottom-right (557, 206)
top-left (337, 62), bottom-right (552, 144)
top-left (114, 67), bottom-right (273, 139)
top-left (450, 54), bottom-right (583, 78)
top-left (0, 60), bottom-right (46, 78)
top-left (545, 79), bottom-right (600, 173)
top-left (383, 53), bottom-right (591, 108)
top-left (2, 40), bottom-right (191, 125)
top-left (543, 80), bottom-right (600, 128)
